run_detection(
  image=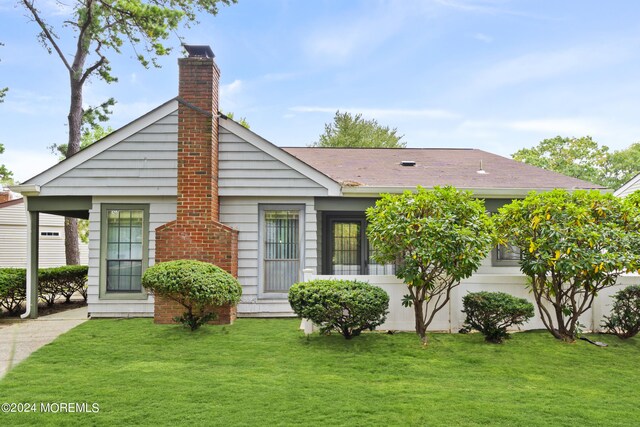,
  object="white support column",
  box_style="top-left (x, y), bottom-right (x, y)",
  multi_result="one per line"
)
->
top-left (22, 198), bottom-right (39, 319)
top-left (300, 268), bottom-right (317, 334)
